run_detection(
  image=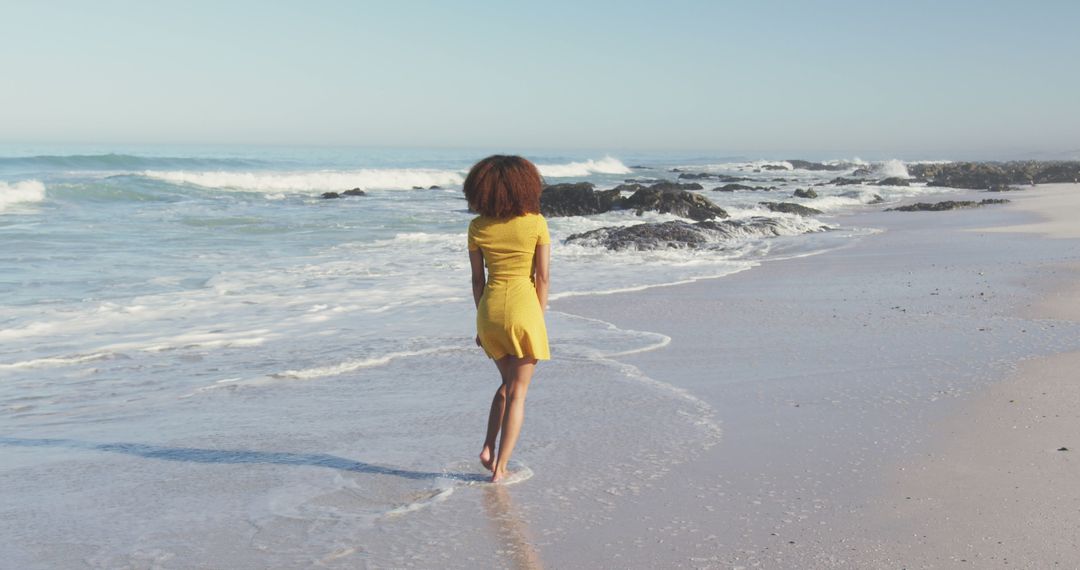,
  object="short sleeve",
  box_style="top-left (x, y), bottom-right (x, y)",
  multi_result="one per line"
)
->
top-left (536, 215), bottom-right (551, 246)
top-left (467, 219), bottom-right (479, 251)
